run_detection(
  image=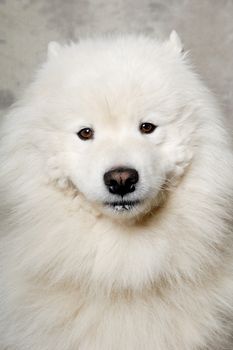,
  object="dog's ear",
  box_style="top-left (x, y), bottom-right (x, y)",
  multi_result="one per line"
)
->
top-left (47, 41), bottom-right (61, 59)
top-left (169, 31), bottom-right (184, 54)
